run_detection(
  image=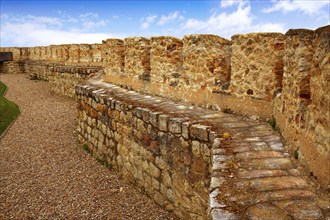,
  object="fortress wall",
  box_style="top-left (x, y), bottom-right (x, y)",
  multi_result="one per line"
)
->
top-left (150, 36), bottom-right (183, 88)
top-left (45, 46), bottom-right (52, 61)
top-left (124, 37), bottom-right (151, 81)
top-left (76, 83), bottom-right (211, 219)
top-left (60, 44), bottom-right (69, 63)
top-left (67, 44), bottom-right (80, 65)
top-left (274, 26), bottom-right (330, 186)
top-left (91, 44), bottom-right (102, 65)
top-left (0, 25), bottom-right (329, 187)
top-left (183, 34), bottom-right (231, 94)
top-left (230, 33), bottom-right (285, 101)
top-left (79, 44), bottom-right (92, 64)
top-left (102, 38), bottom-right (125, 76)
